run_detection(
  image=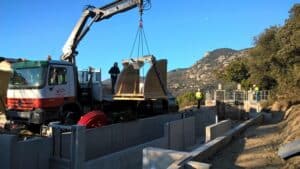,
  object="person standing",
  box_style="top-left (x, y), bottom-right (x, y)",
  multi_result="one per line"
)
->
top-left (195, 88), bottom-right (203, 109)
top-left (109, 62), bottom-right (120, 94)
top-left (254, 85), bottom-right (260, 102)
